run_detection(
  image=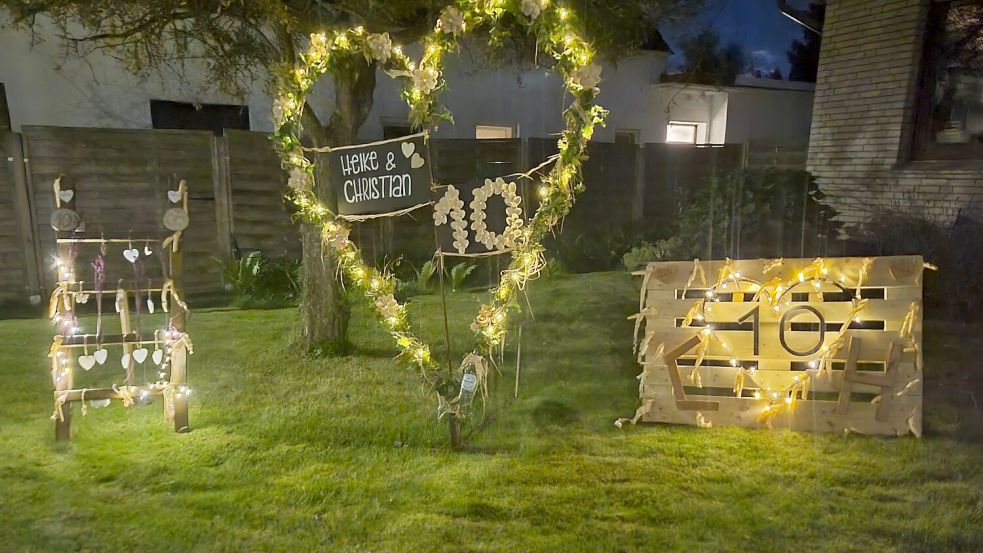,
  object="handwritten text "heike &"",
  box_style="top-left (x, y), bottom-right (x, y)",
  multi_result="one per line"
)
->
top-left (339, 150), bottom-right (413, 204)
